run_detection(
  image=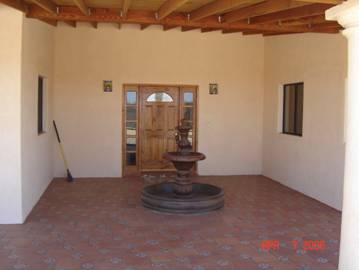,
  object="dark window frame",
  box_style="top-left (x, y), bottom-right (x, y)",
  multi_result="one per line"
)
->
top-left (282, 82), bottom-right (304, 137)
top-left (37, 76), bottom-right (45, 135)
